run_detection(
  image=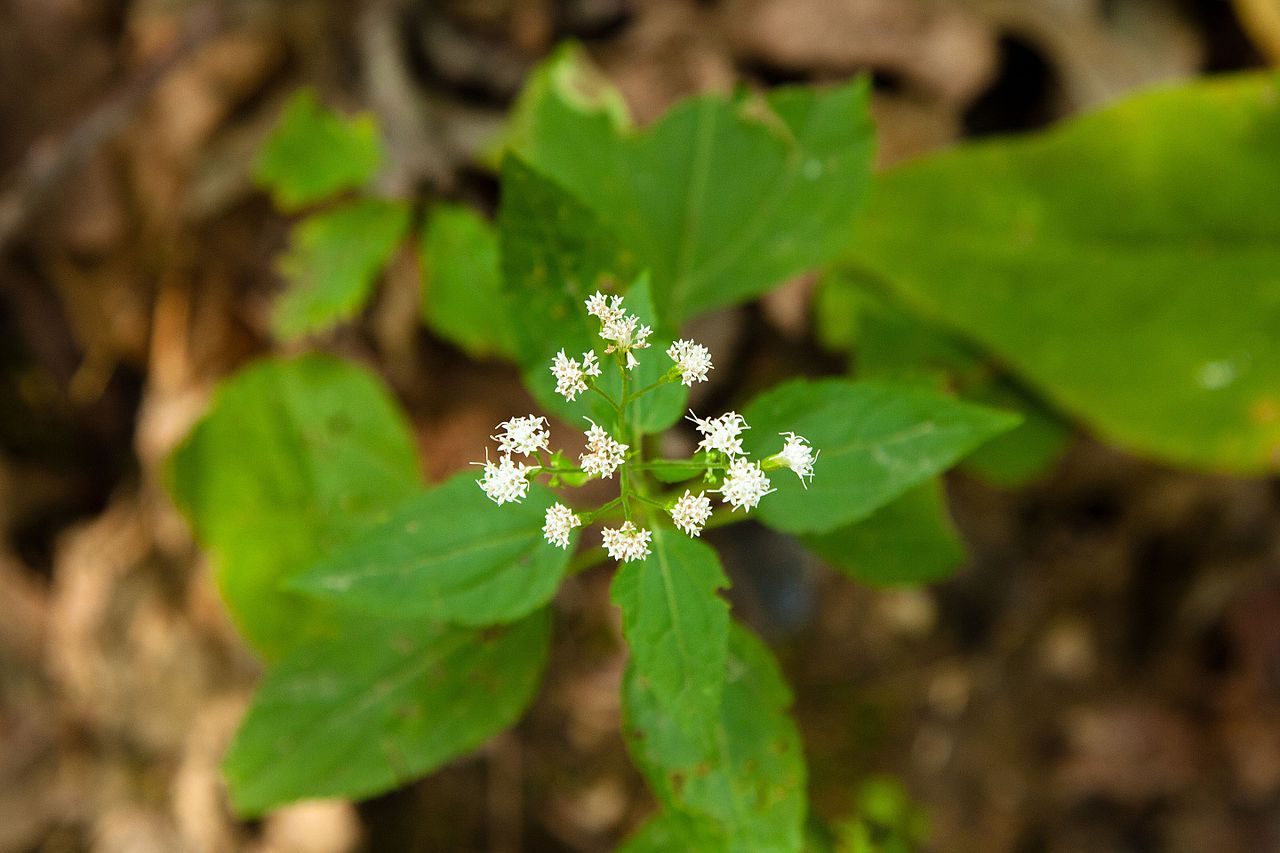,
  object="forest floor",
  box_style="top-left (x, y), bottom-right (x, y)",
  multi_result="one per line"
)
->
top-left (1, 1), bottom-right (1279, 851)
